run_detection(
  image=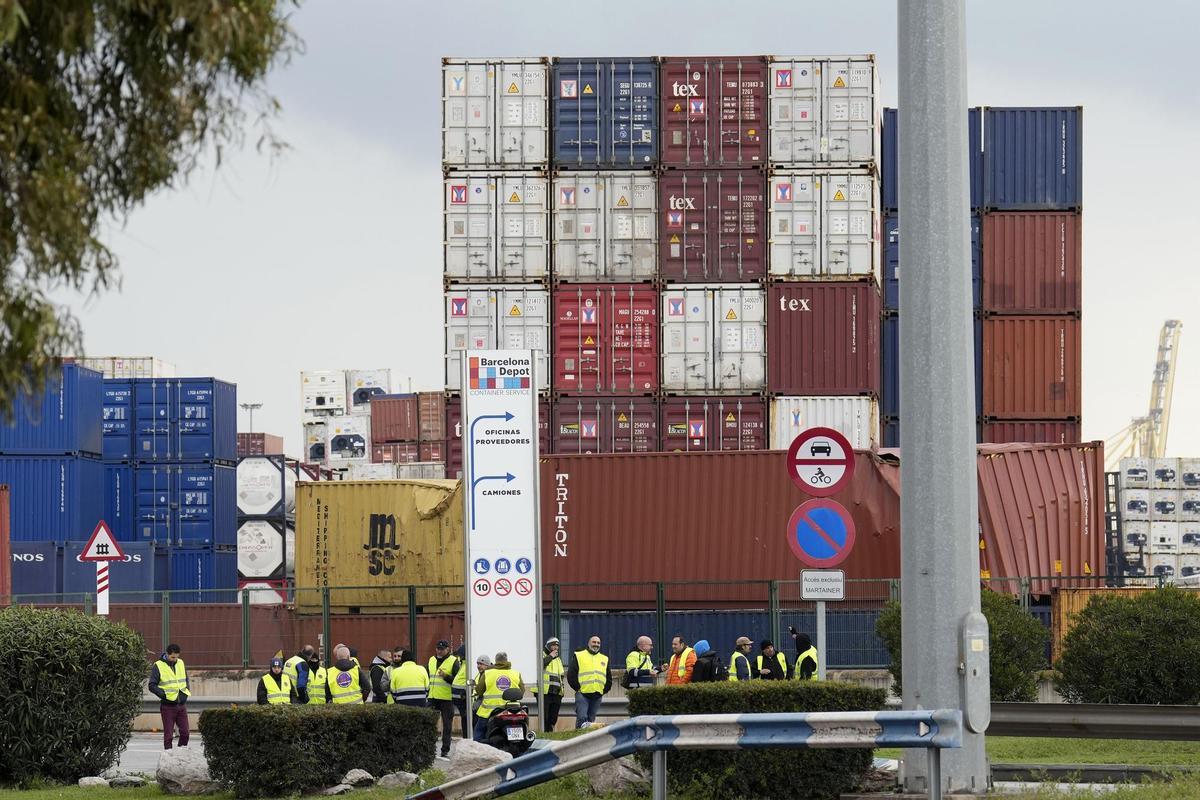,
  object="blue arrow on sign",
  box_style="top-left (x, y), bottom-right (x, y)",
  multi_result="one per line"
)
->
top-left (468, 410), bottom-right (517, 531)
